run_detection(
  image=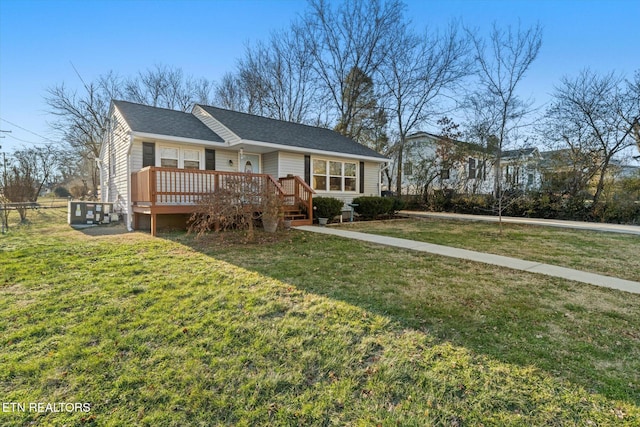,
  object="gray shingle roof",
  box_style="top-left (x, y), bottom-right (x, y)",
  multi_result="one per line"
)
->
top-left (501, 147), bottom-right (539, 159)
top-left (197, 104), bottom-right (387, 159)
top-left (113, 100), bottom-right (224, 143)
